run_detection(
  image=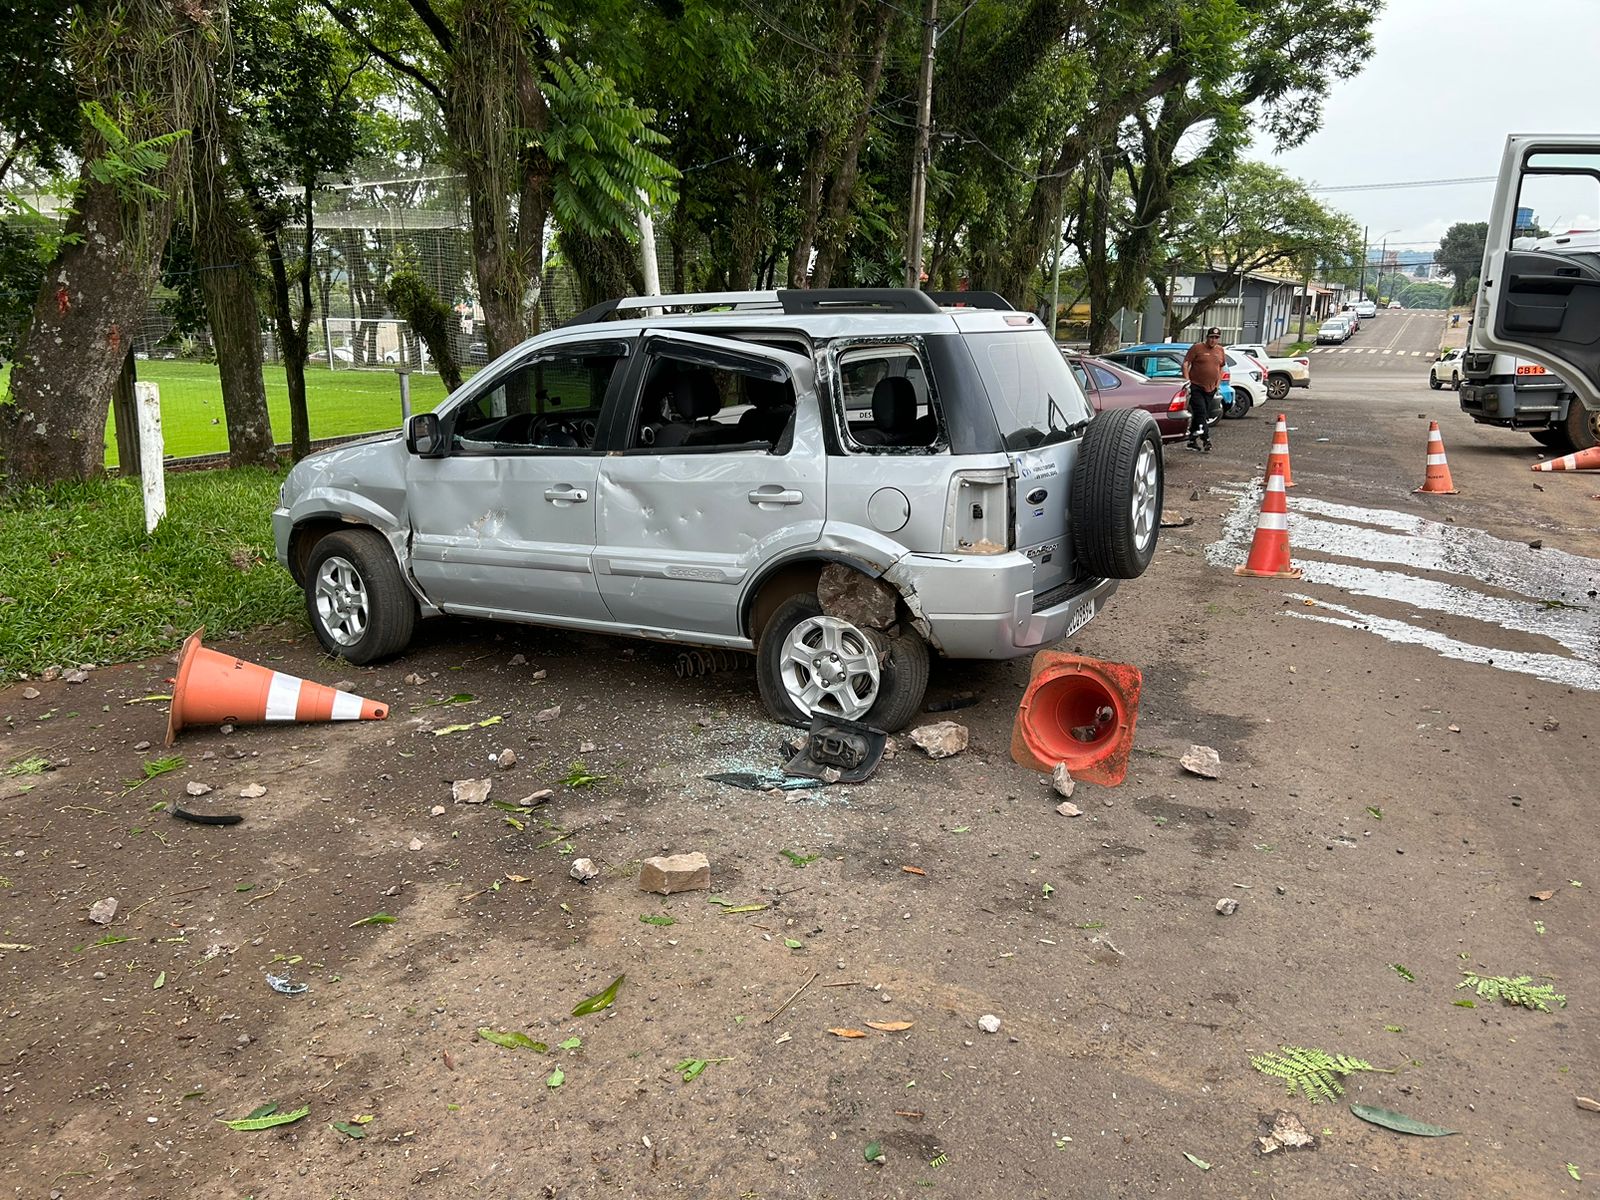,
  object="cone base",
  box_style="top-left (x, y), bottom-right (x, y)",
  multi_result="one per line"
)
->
top-left (1235, 564), bottom-right (1303, 579)
top-left (1414, 485), bottom-right (1458, 495)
